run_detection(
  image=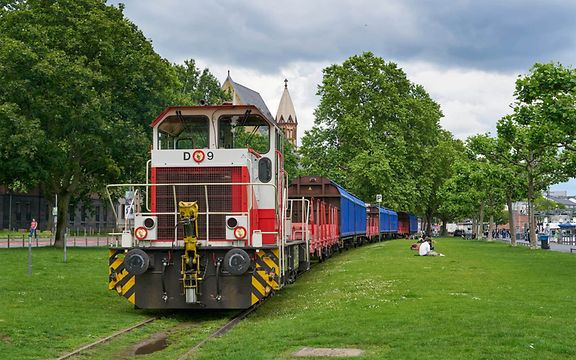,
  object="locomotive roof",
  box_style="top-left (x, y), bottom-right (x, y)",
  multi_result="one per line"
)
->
top-left (149, 104), bottom-right (279, 129)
